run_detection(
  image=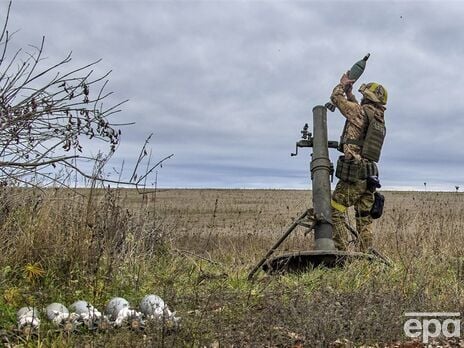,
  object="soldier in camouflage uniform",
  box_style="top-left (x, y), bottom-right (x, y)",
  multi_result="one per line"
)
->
top-left (330, 72), bottom-right (387, 252)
